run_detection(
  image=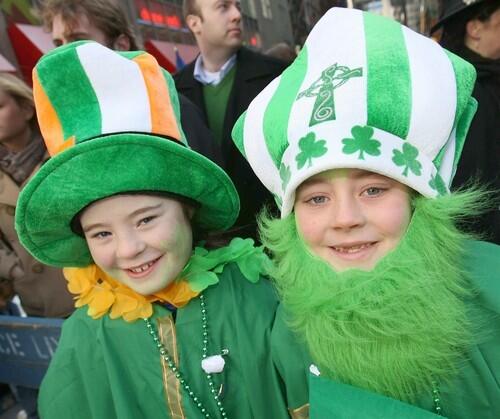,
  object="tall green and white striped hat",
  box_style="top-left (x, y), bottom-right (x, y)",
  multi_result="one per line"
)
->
top-left (232, 8), bottom-right (477, 217)
top-left (16, 41), bottom-right (239, 267)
